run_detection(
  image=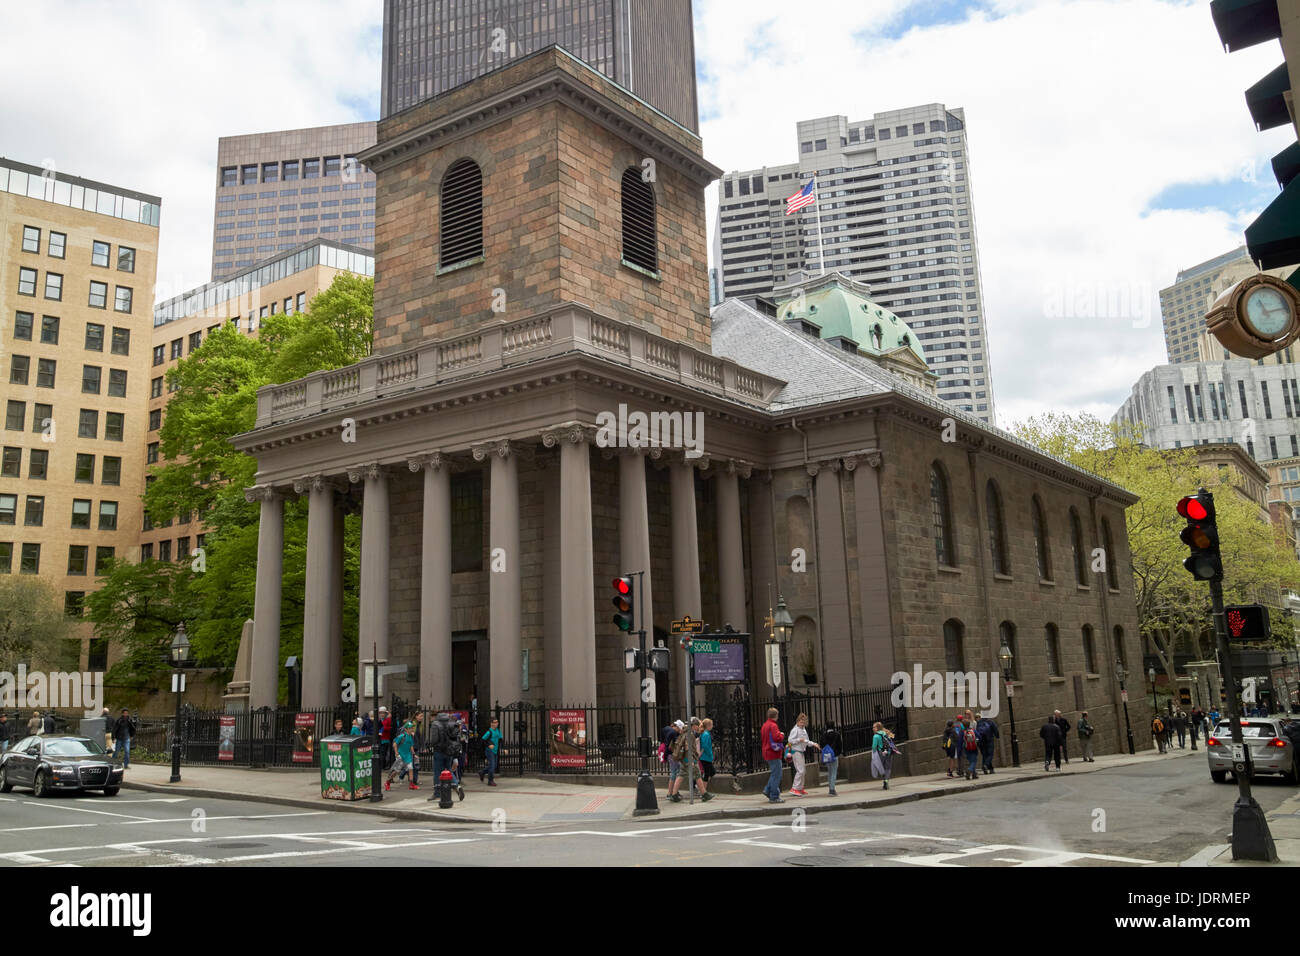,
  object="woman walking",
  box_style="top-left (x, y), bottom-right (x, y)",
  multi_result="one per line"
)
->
top-left (787, 713), bottom-right (817, 796)
top-left (872, 721), bottom-right (896, 789)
